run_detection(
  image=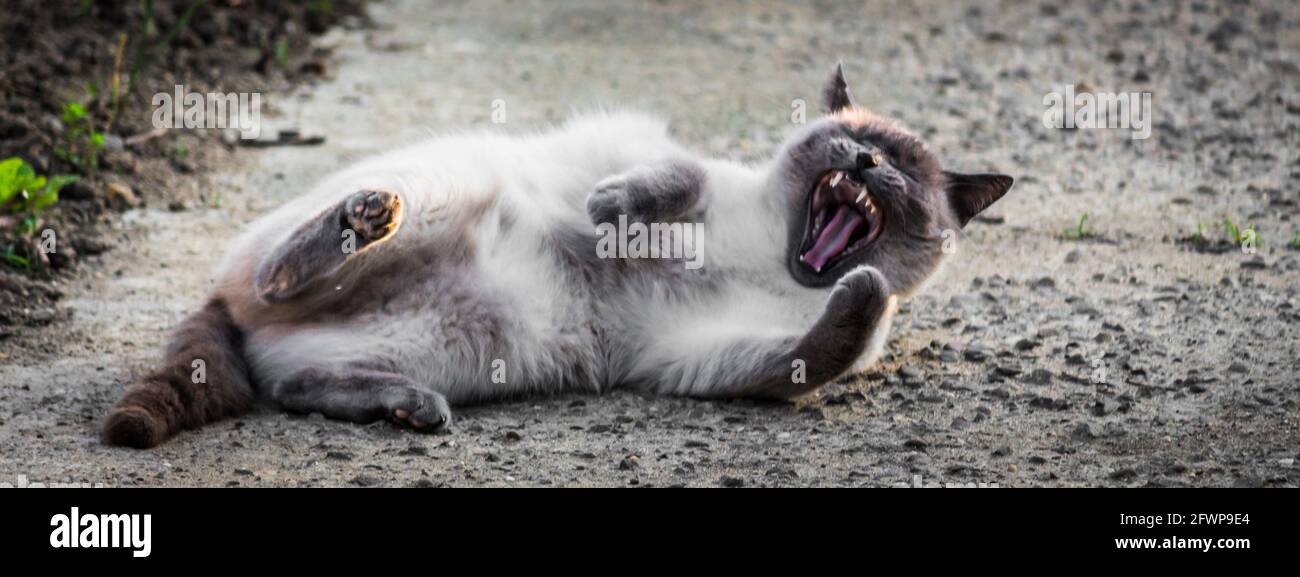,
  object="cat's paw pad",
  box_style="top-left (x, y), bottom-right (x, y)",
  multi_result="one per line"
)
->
top-left (384, 387), bottom-right (451, 433)
top-left (344, 189), bottom-right (402, 243)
